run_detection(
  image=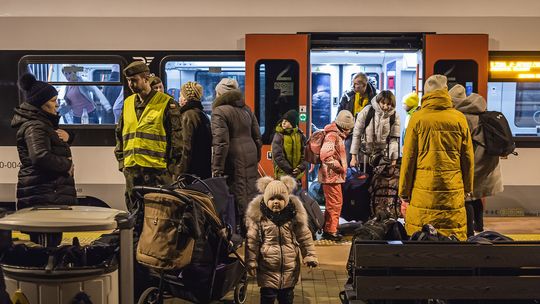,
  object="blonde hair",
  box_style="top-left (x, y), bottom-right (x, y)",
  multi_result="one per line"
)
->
top-left (375, 90), bottom-right (396, 108)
